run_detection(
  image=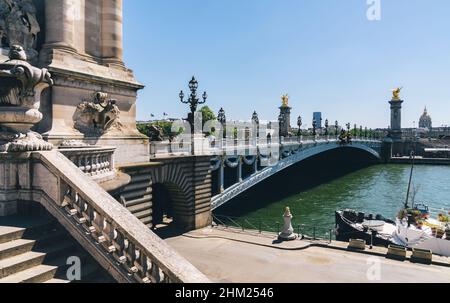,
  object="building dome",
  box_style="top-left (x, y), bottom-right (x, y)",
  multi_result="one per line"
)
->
top-left (419, 107), bottom-right (432, 129)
